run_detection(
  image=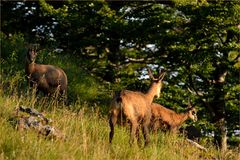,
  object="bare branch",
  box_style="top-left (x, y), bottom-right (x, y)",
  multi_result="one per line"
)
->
top-left (186, 139), bottom-right (207, 152)
top-left (187, 87), bottom-right (204, 97)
